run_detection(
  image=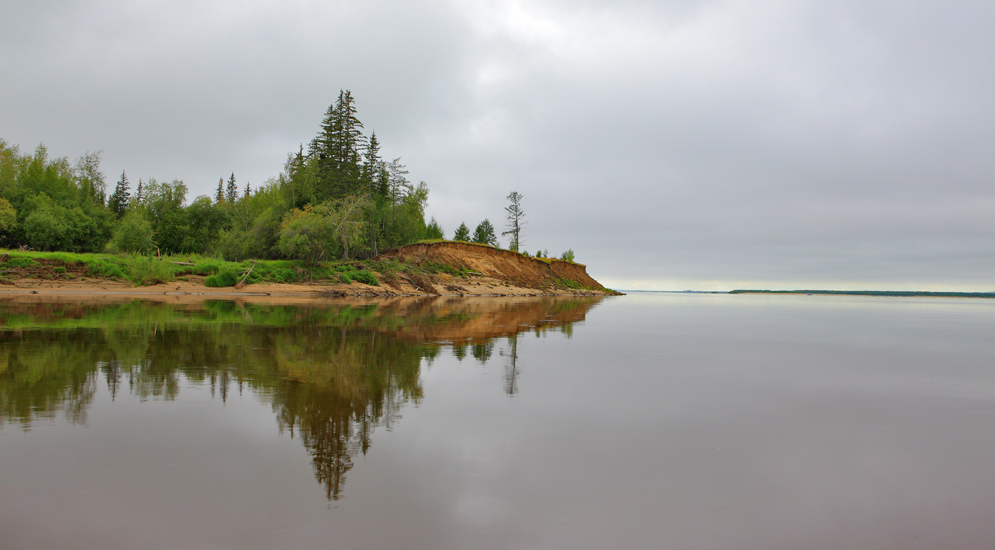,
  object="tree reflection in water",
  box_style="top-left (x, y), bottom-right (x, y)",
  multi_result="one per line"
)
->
top-left (0, 296), bottom-right (602, 499)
